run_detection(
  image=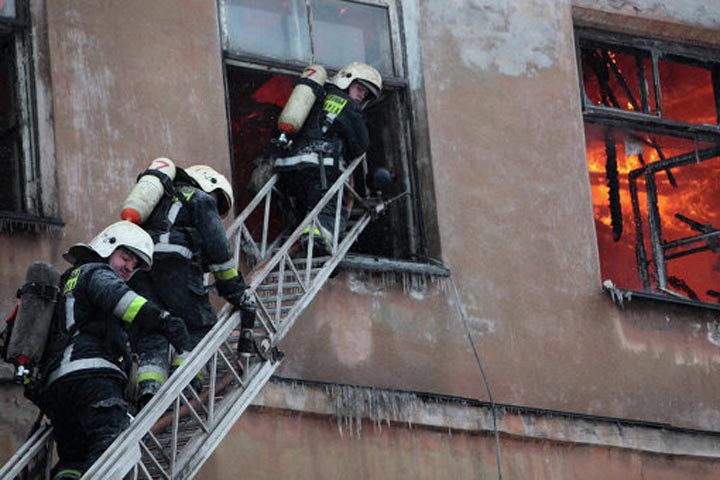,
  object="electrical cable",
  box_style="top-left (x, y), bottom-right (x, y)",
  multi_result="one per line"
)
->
top-left (450, 276), bottom-right (504, 480)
